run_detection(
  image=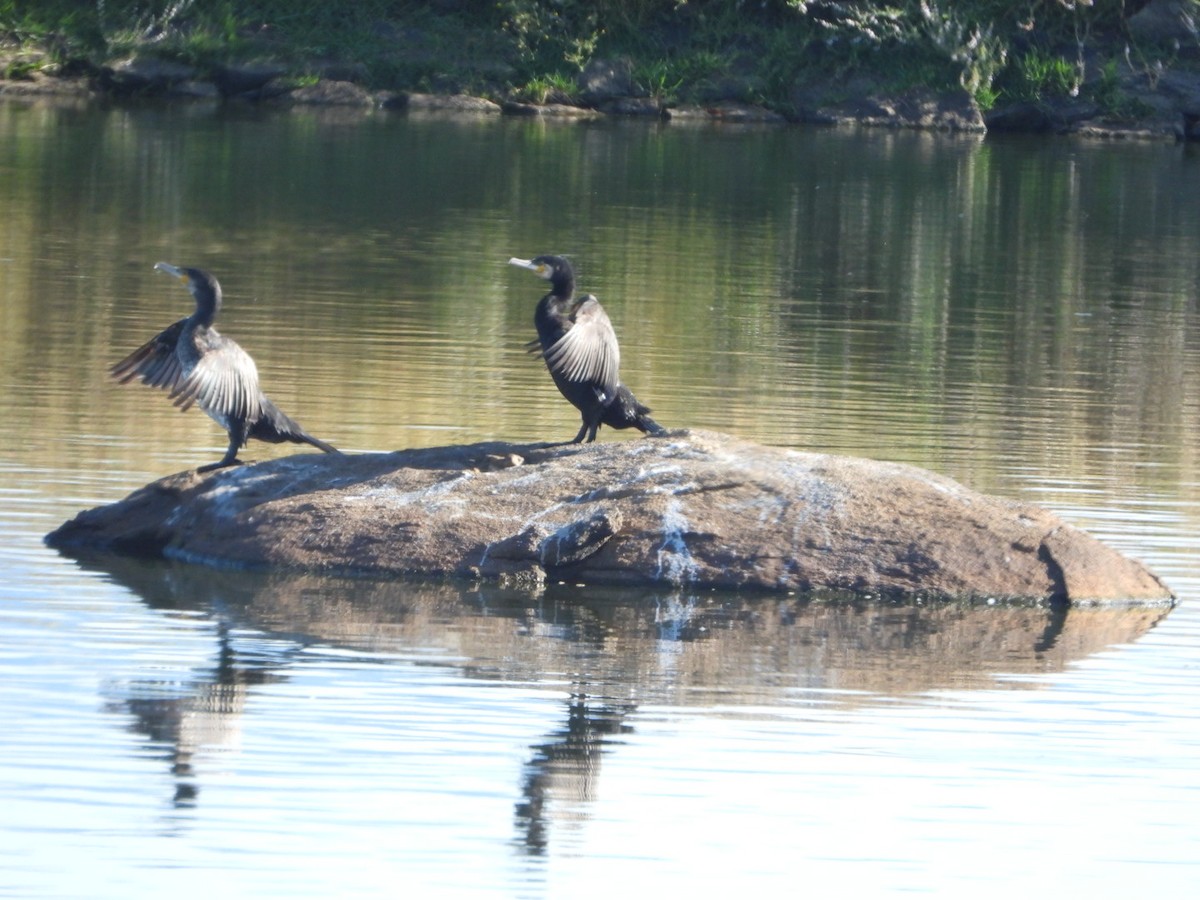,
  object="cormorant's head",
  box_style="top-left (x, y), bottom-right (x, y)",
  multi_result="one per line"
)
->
top-left (508, 255), bottom-right (575, 297)
top-left (155, 262), bottom-right (222, 319)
